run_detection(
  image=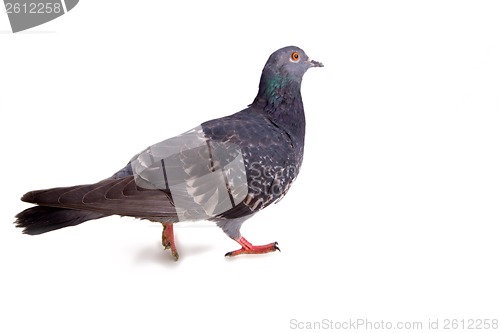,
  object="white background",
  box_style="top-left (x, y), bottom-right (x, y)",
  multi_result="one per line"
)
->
top-left (1, 1), bottom-right (499, 332)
